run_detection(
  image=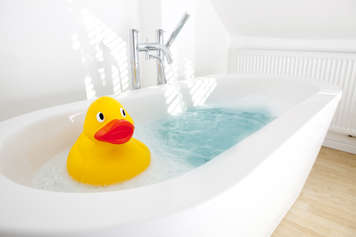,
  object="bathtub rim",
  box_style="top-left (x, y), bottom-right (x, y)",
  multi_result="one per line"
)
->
top-left (0, 75), bottom-right (341, 235)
